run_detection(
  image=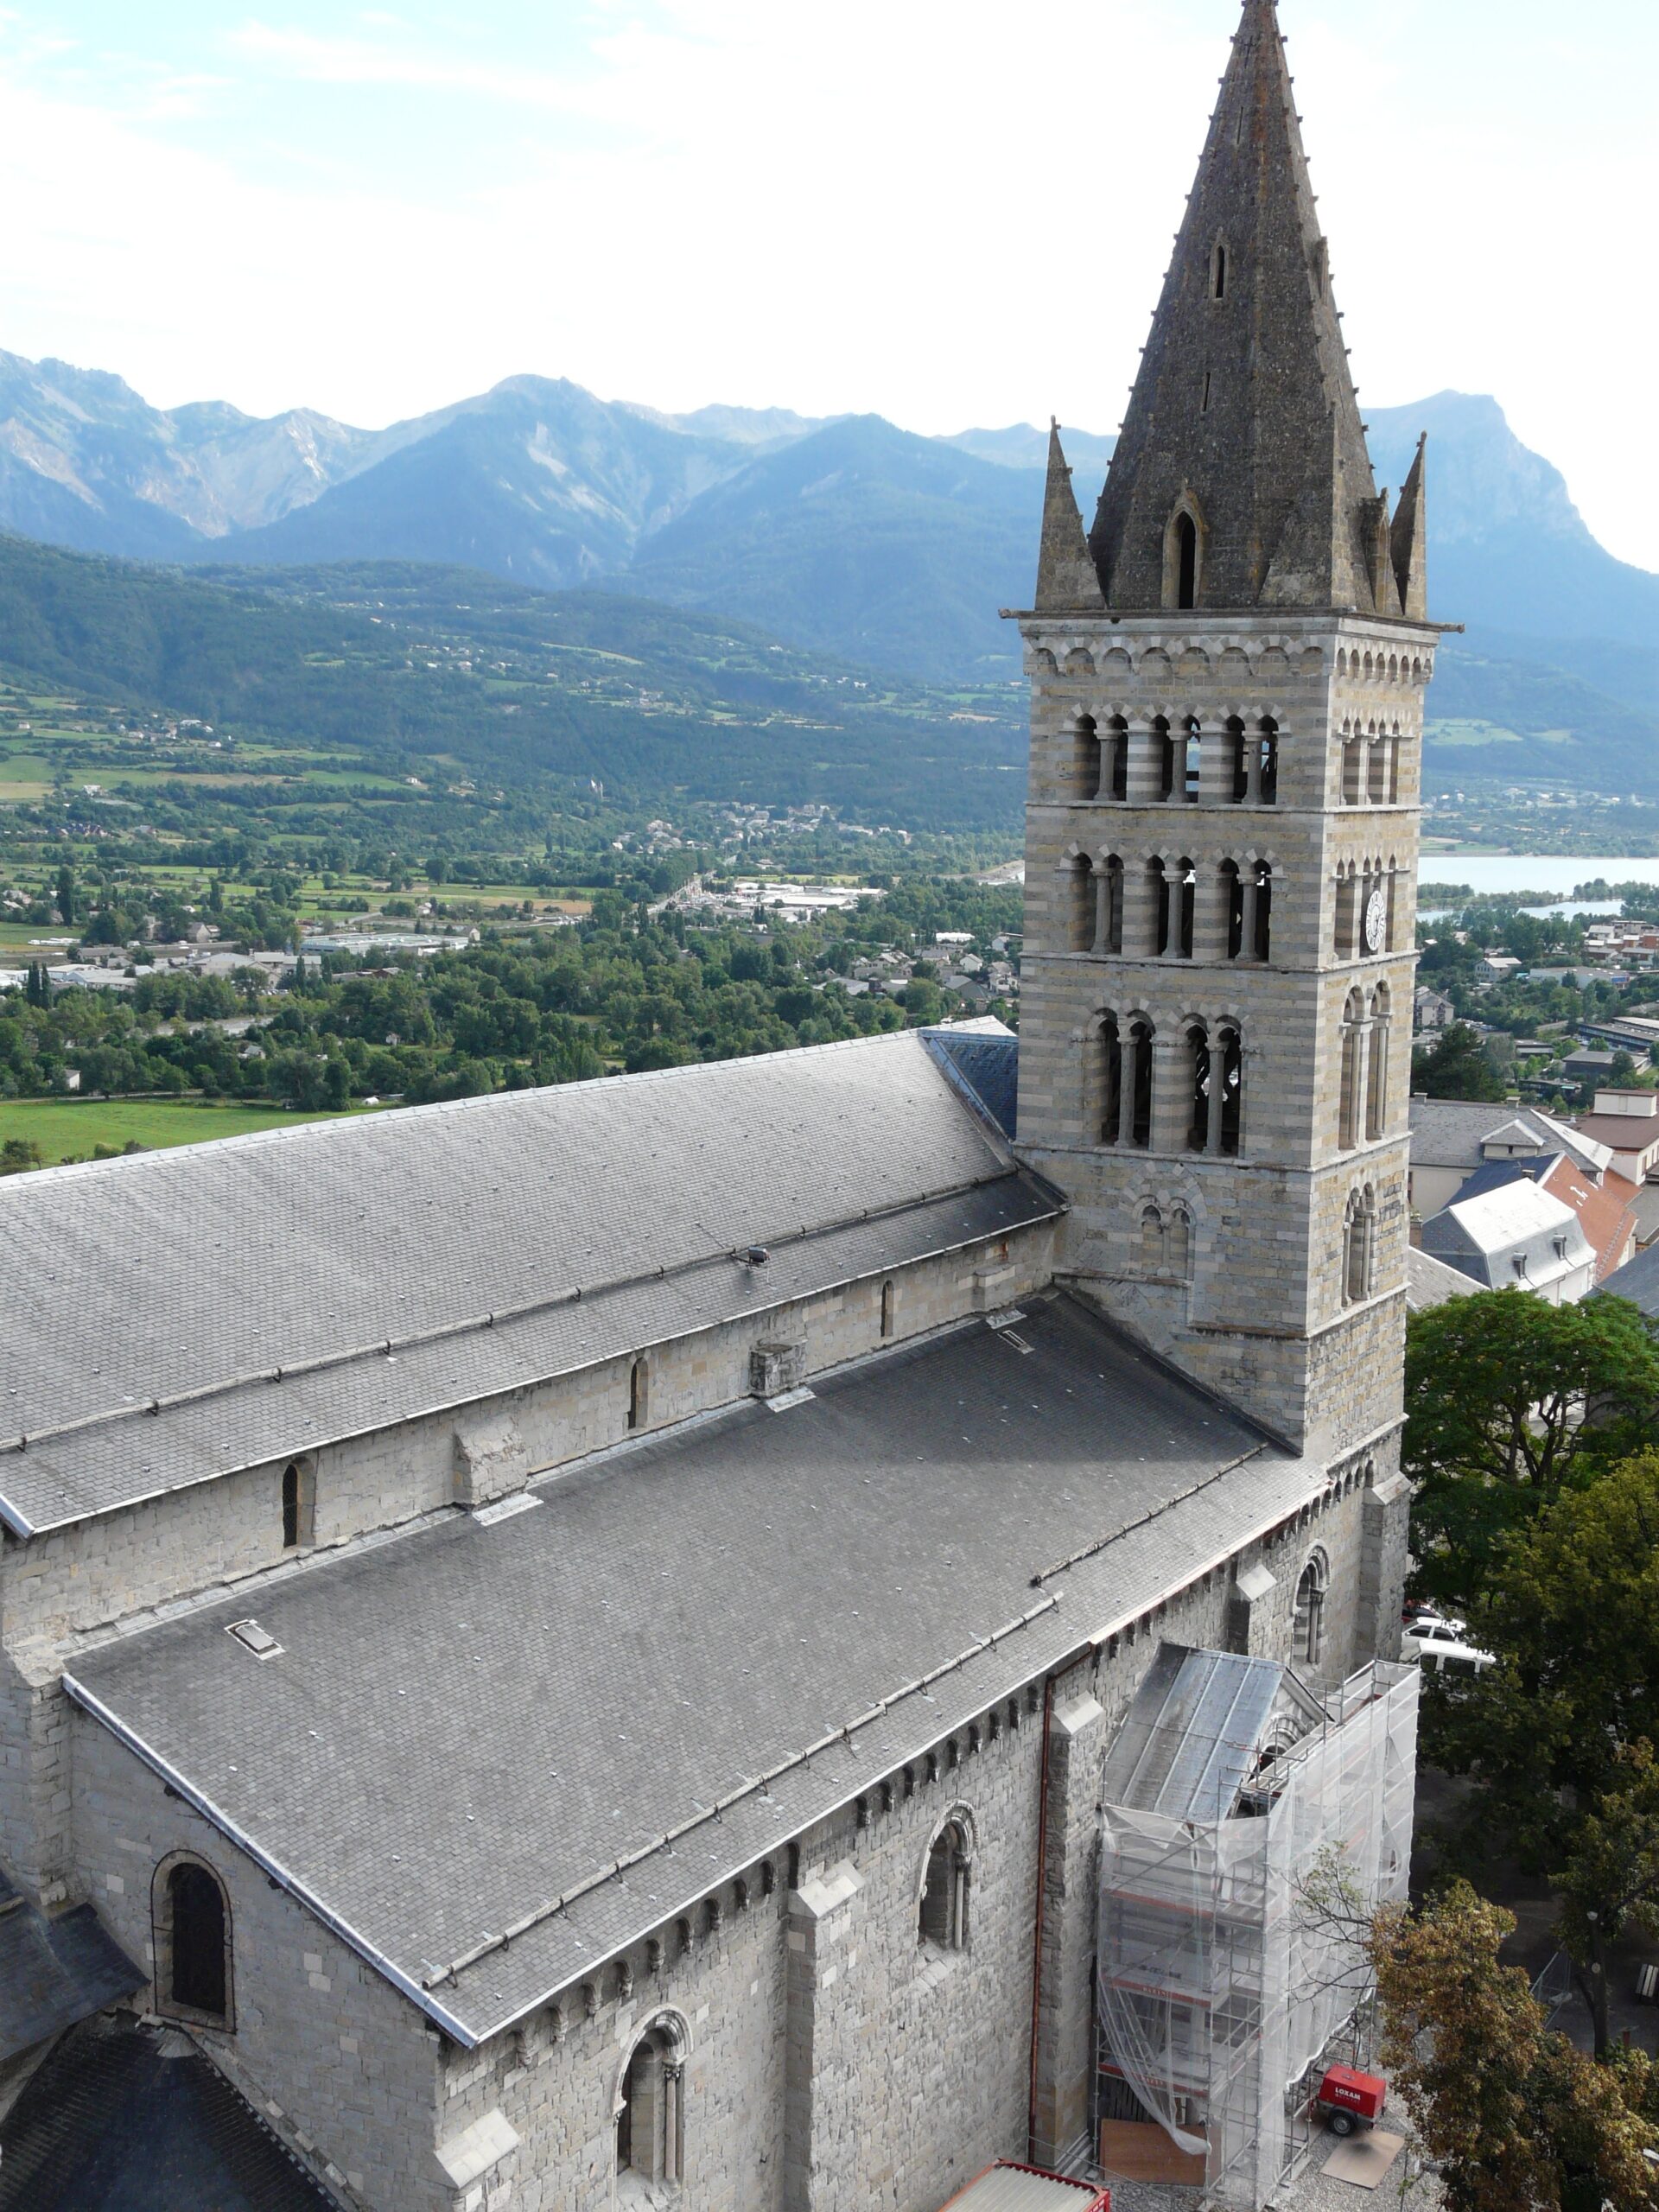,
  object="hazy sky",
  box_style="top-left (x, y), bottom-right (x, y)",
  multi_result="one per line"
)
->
top-left (1, 1), bottom-right (1653, 568)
